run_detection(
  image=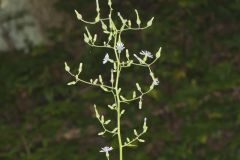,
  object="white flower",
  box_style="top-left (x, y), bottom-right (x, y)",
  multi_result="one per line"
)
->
top-left (103, 53), bottom-right (110, 64)
top-left (139, 50), bottom-right (153, 58)
top-left (100, 146), bottom-right (113, 153)
top-left (116, 42), bottom-right (125, 53)
top-left (153, 78), bottom-right (159, 86)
